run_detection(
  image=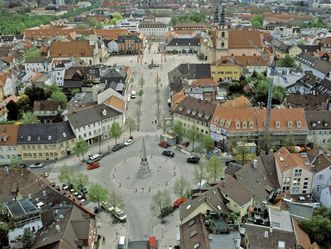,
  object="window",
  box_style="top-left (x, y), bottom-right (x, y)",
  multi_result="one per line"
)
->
top-left (283, 177), bottom-right (290, 184)
top-left (294, 169), bottom-right (302, 176)
top-left (318, 174), bottom-right (324, 180)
